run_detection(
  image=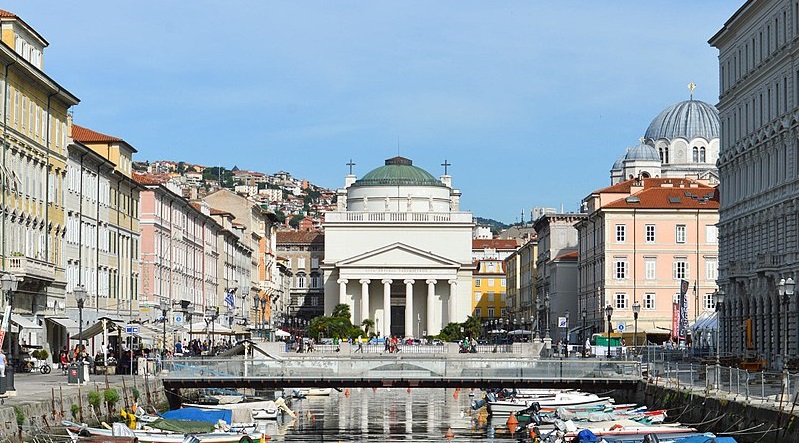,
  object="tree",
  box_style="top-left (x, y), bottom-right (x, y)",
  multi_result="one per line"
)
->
top-left (361, 319), bottom-right (375, 337)
top-left (332, 303), bottom-right (351, 319)
top-left (289, 214), bottom-right (304, 229)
